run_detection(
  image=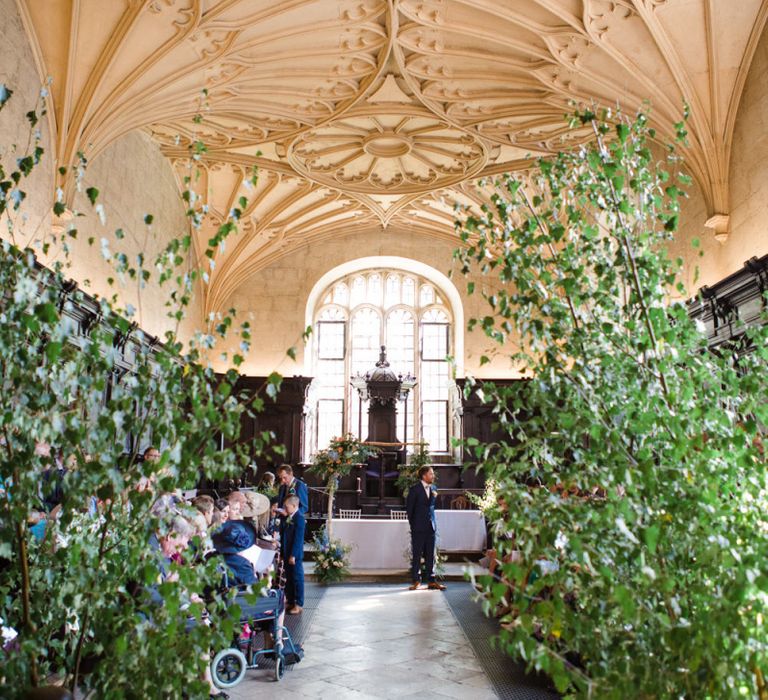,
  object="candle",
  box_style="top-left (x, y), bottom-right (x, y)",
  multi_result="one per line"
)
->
top-left (356, 477), bottom-right (361, 493)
